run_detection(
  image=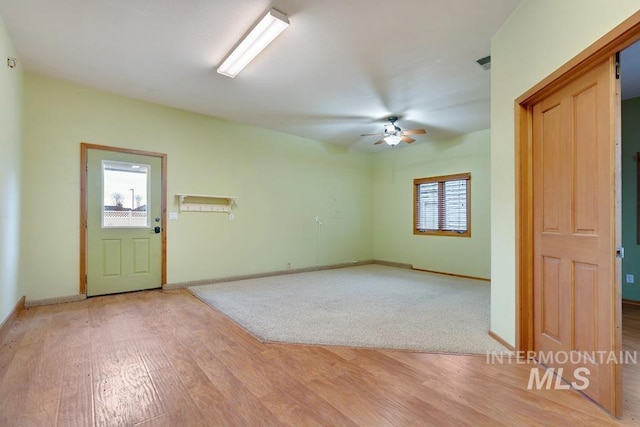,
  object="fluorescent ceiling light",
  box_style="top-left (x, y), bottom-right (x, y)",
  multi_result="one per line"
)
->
top-left (217, 9), bottom-right (290, 78)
